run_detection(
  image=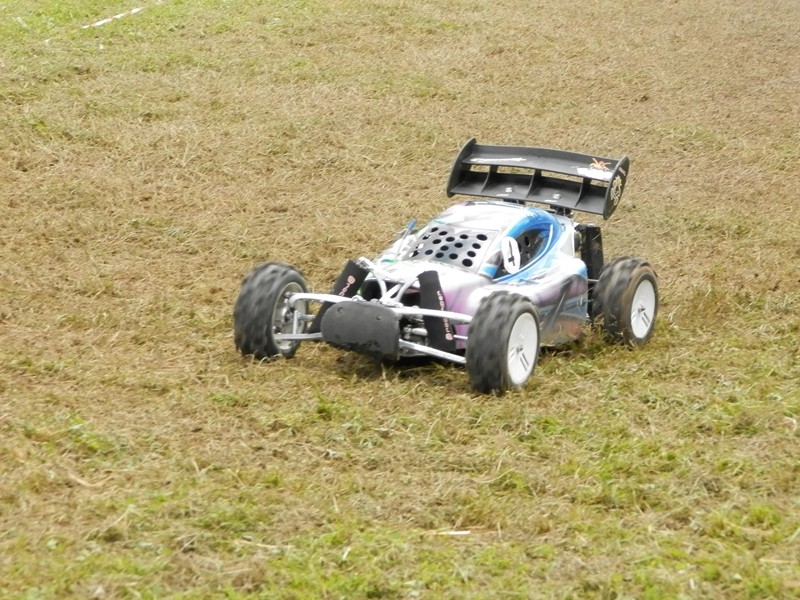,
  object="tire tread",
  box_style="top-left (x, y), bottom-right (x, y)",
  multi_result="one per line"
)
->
top-left (466, 292), bottom-right (539, 393)
top-left (593, 256), bottom-right (658, 345)
top-left (233, 262), bottom-right (307, 359)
